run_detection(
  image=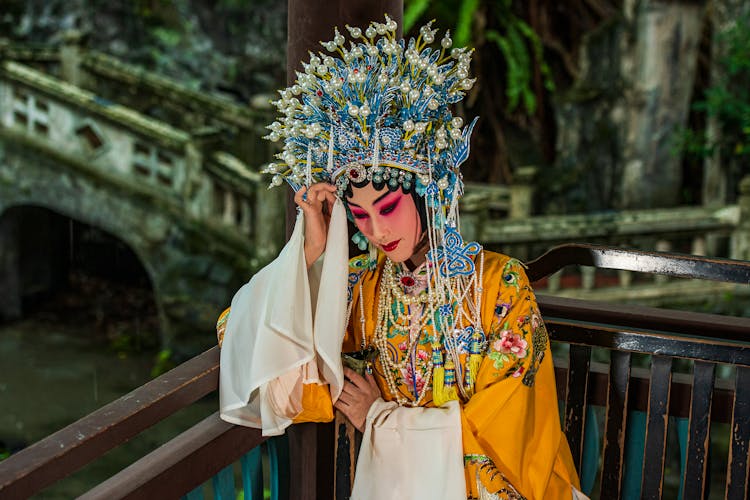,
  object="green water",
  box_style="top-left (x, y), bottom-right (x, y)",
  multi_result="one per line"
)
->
top-left (0, 318), bottom-right (217, 498)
